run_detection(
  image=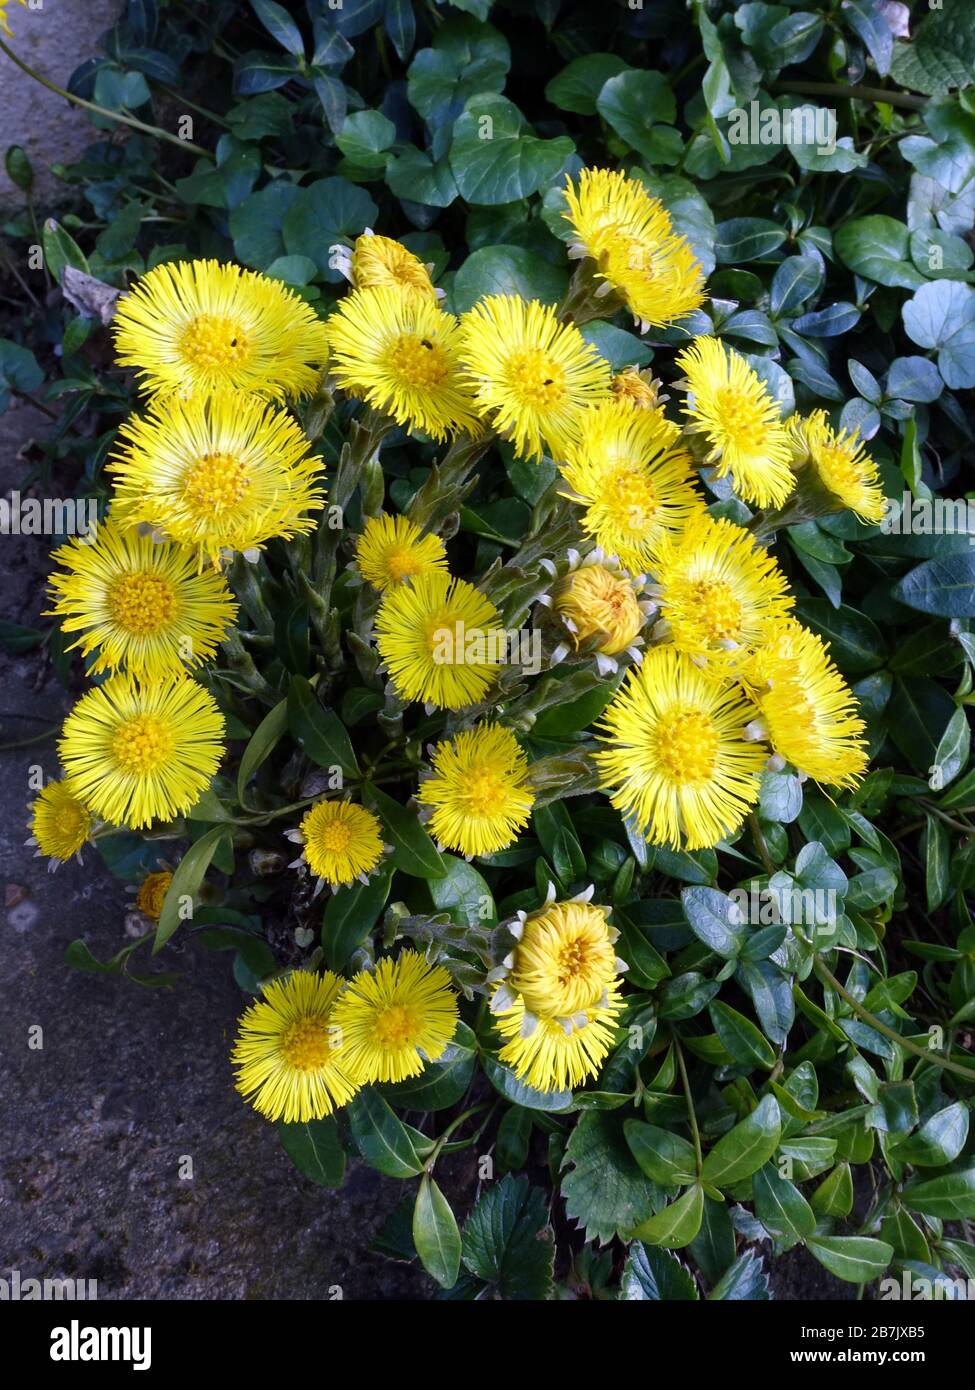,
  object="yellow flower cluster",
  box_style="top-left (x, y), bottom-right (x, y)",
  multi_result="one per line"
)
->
top-left (32, 261), bottom-right (332, 857)
top-left (232, 951), bottom-right (459, 1122)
